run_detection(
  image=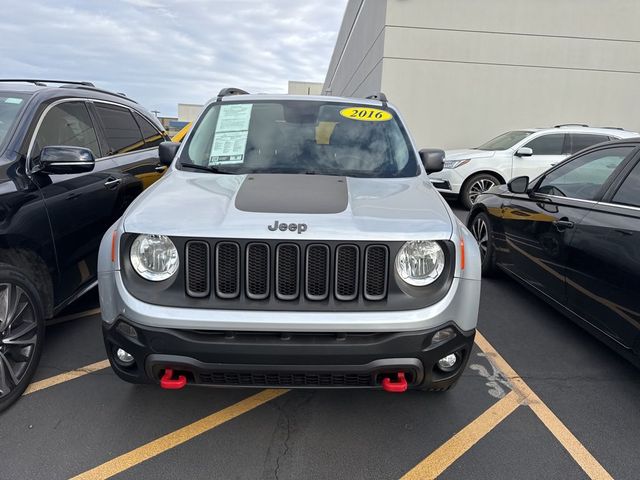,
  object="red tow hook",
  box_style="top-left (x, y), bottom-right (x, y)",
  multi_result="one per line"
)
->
top-left (382, 372), bottom-right (408, 393)
top-left (160, 368), bottom-right (187, 390)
